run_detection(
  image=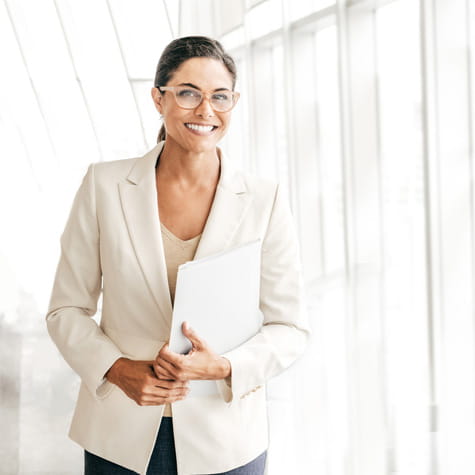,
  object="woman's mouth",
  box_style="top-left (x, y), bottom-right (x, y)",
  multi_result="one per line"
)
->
top-left (185, 123), bottom-right (218, 134)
